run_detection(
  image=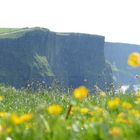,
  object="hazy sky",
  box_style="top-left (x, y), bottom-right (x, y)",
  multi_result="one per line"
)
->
top-left (0, 0), bottom-right (140, 44)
